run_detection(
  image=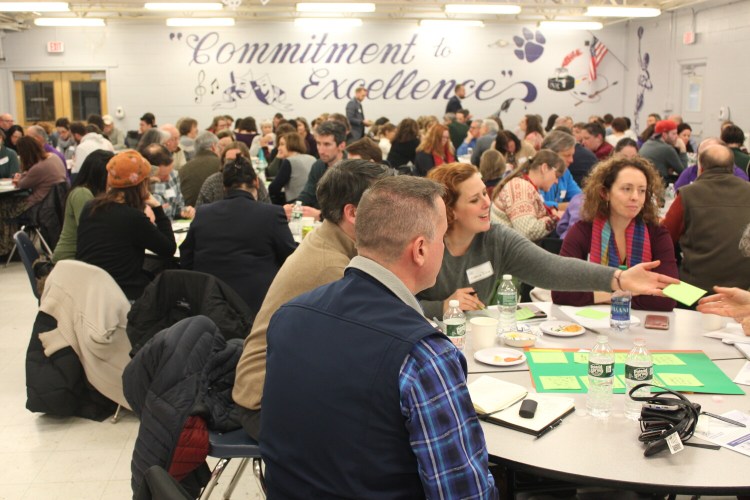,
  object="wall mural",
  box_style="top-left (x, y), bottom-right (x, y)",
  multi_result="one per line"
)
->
top-left (547, 35), bottom-right (618, 107)
top-left (171, 28), bottom-right (555, 116)
top-left (634, 27), bottom-right (653, 133)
